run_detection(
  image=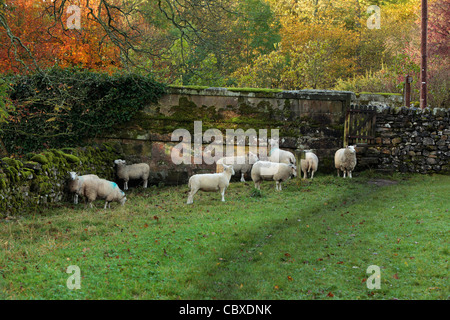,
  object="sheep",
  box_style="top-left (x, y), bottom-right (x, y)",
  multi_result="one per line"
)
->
top-left (250, 161), bottom-right (297, 191)
top-left (187, 164), bottom-right (235, 204)
top-left (300, 151), bottom-right (319, 179)
top-left (268, 139), bottom-right (296, 165)
top-left (80, 178), bottom-right (127, 209)
top-left (334, 145), bottom-right (357, 178)
top-left (114, 159), bottom-right (150, 190)
top-left (215, 151), bottom-right (259, 182)
top-left (67, 172), bottom-right (100, 204)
